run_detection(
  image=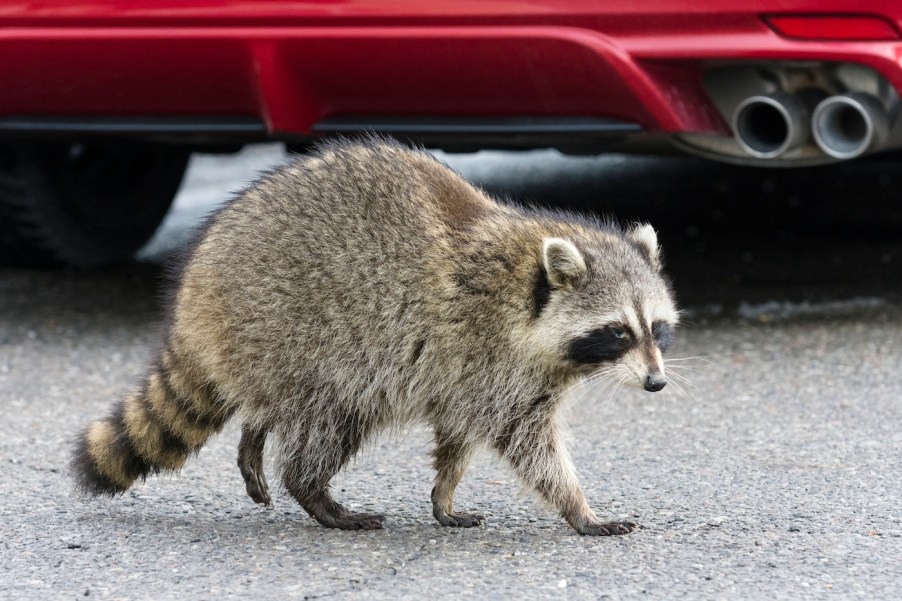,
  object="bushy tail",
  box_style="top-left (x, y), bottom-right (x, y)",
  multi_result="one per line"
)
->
top-left (72, 353), bottom-right (233, 496)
